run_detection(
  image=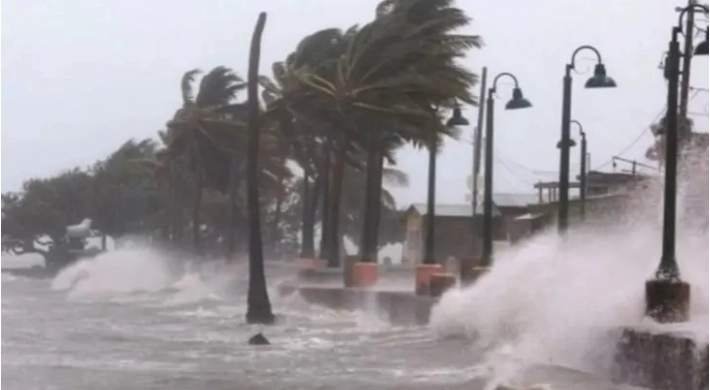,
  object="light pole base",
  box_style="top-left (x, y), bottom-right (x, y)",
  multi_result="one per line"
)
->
top-left (645, 278), bottom-right (690, 323)
top-left (429, 273), bottom-right (456, 298)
